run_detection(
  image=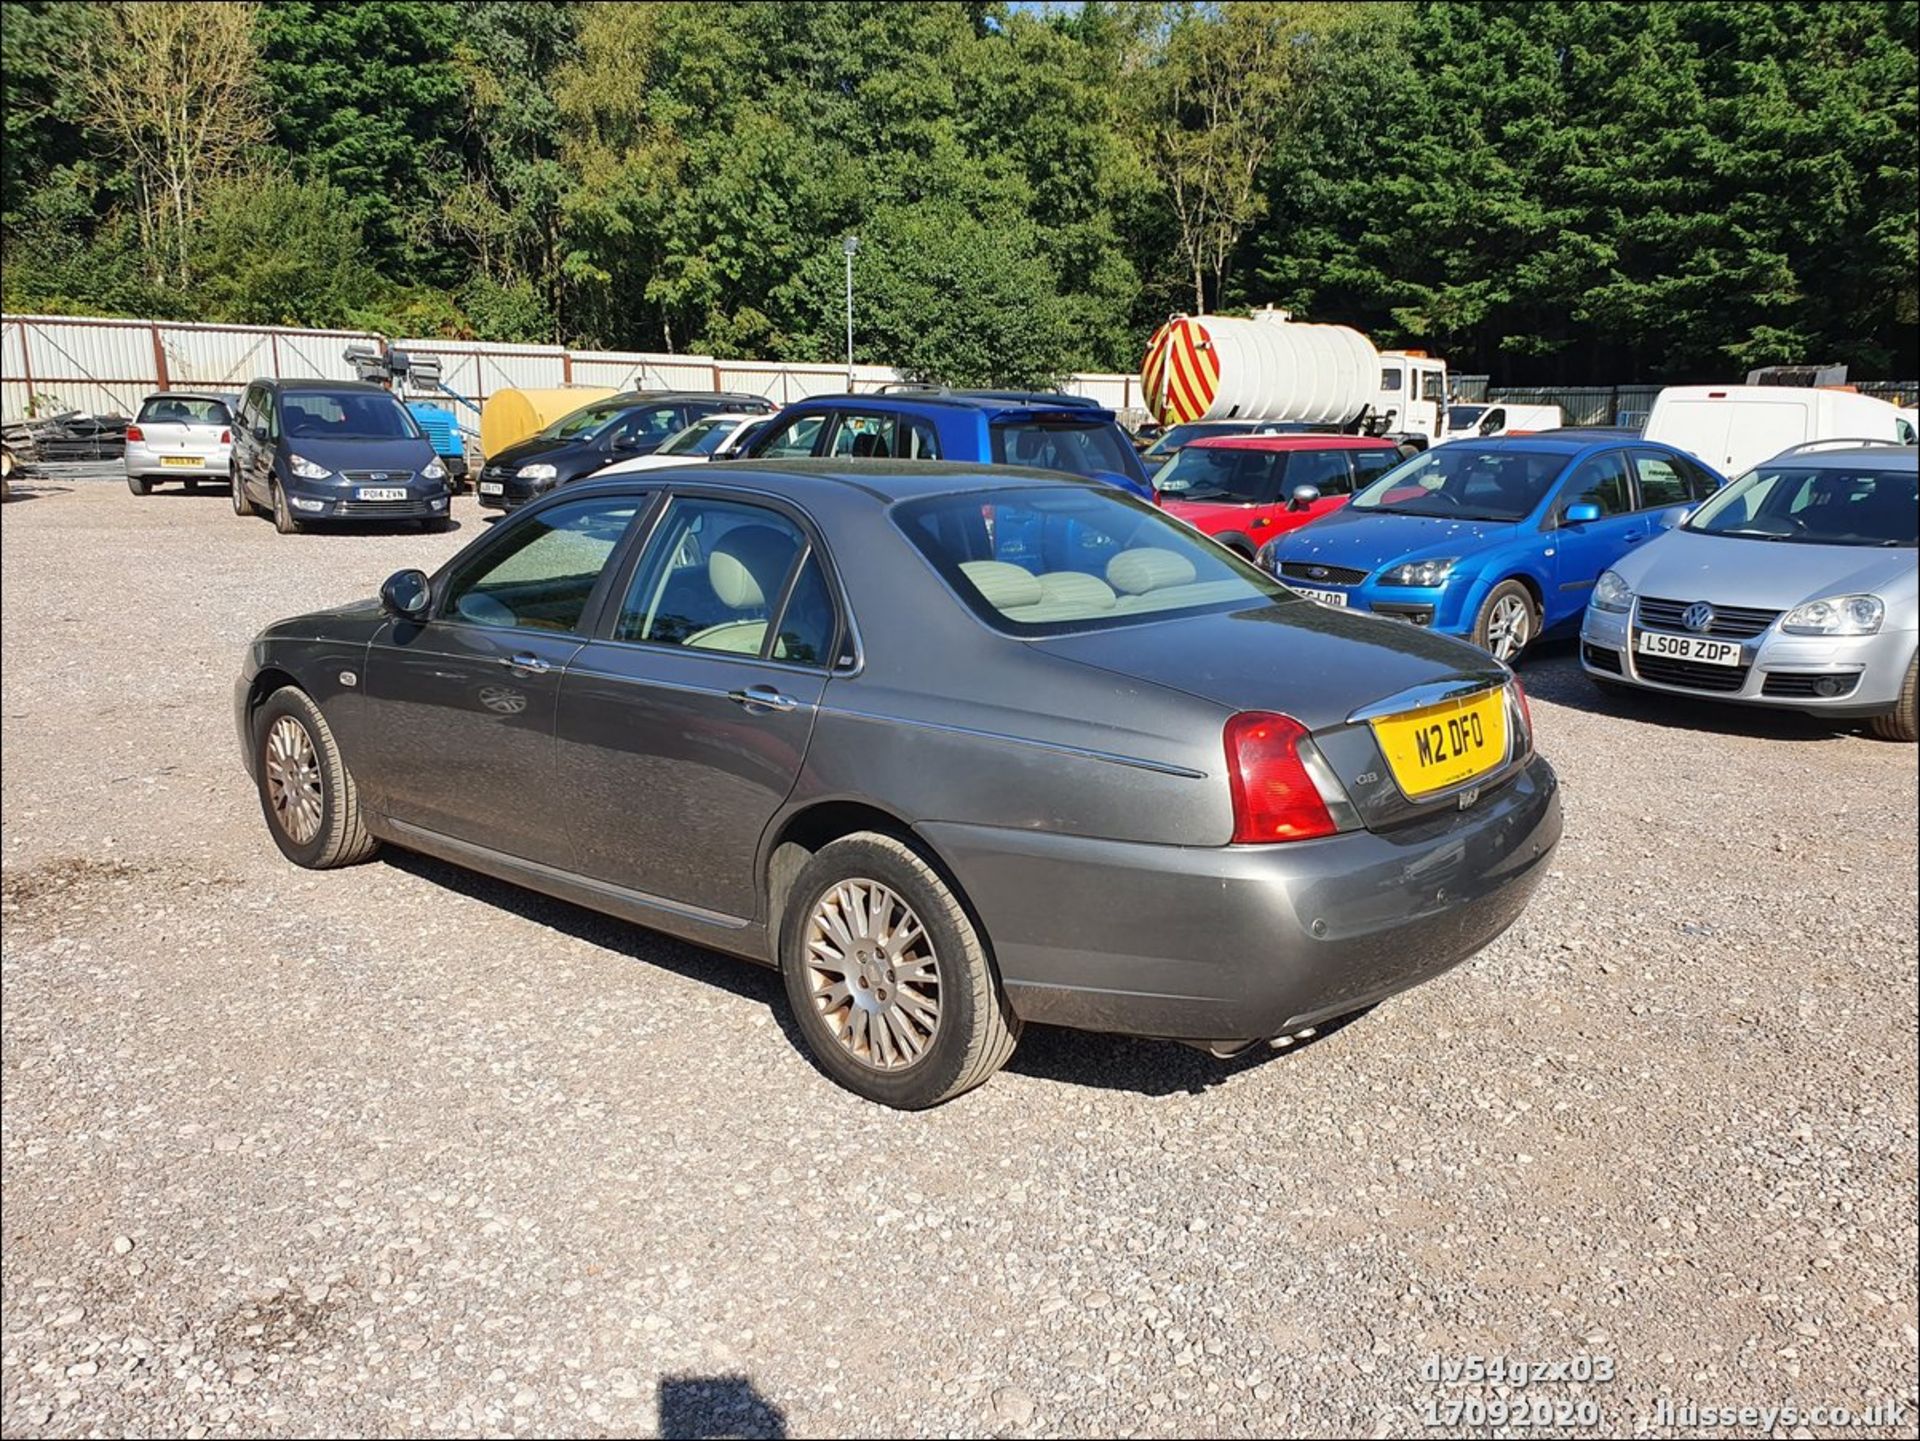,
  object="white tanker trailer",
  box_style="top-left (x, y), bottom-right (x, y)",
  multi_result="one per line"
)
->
top-left (1142, 307), bottom-right (1452, 444)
